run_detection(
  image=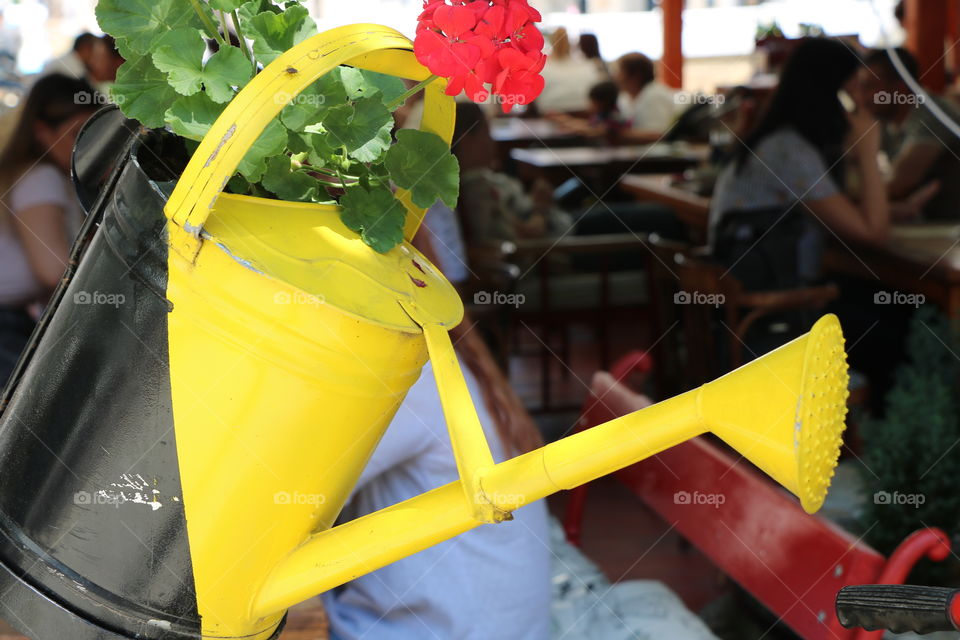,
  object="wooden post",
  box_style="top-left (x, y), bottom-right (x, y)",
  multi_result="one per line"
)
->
top-left (904, 0), bottom-right (948, 91)
top-left (948, 0), bottom-right (960, 79)
top-left (660, 0), bottom-right (683, 89)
